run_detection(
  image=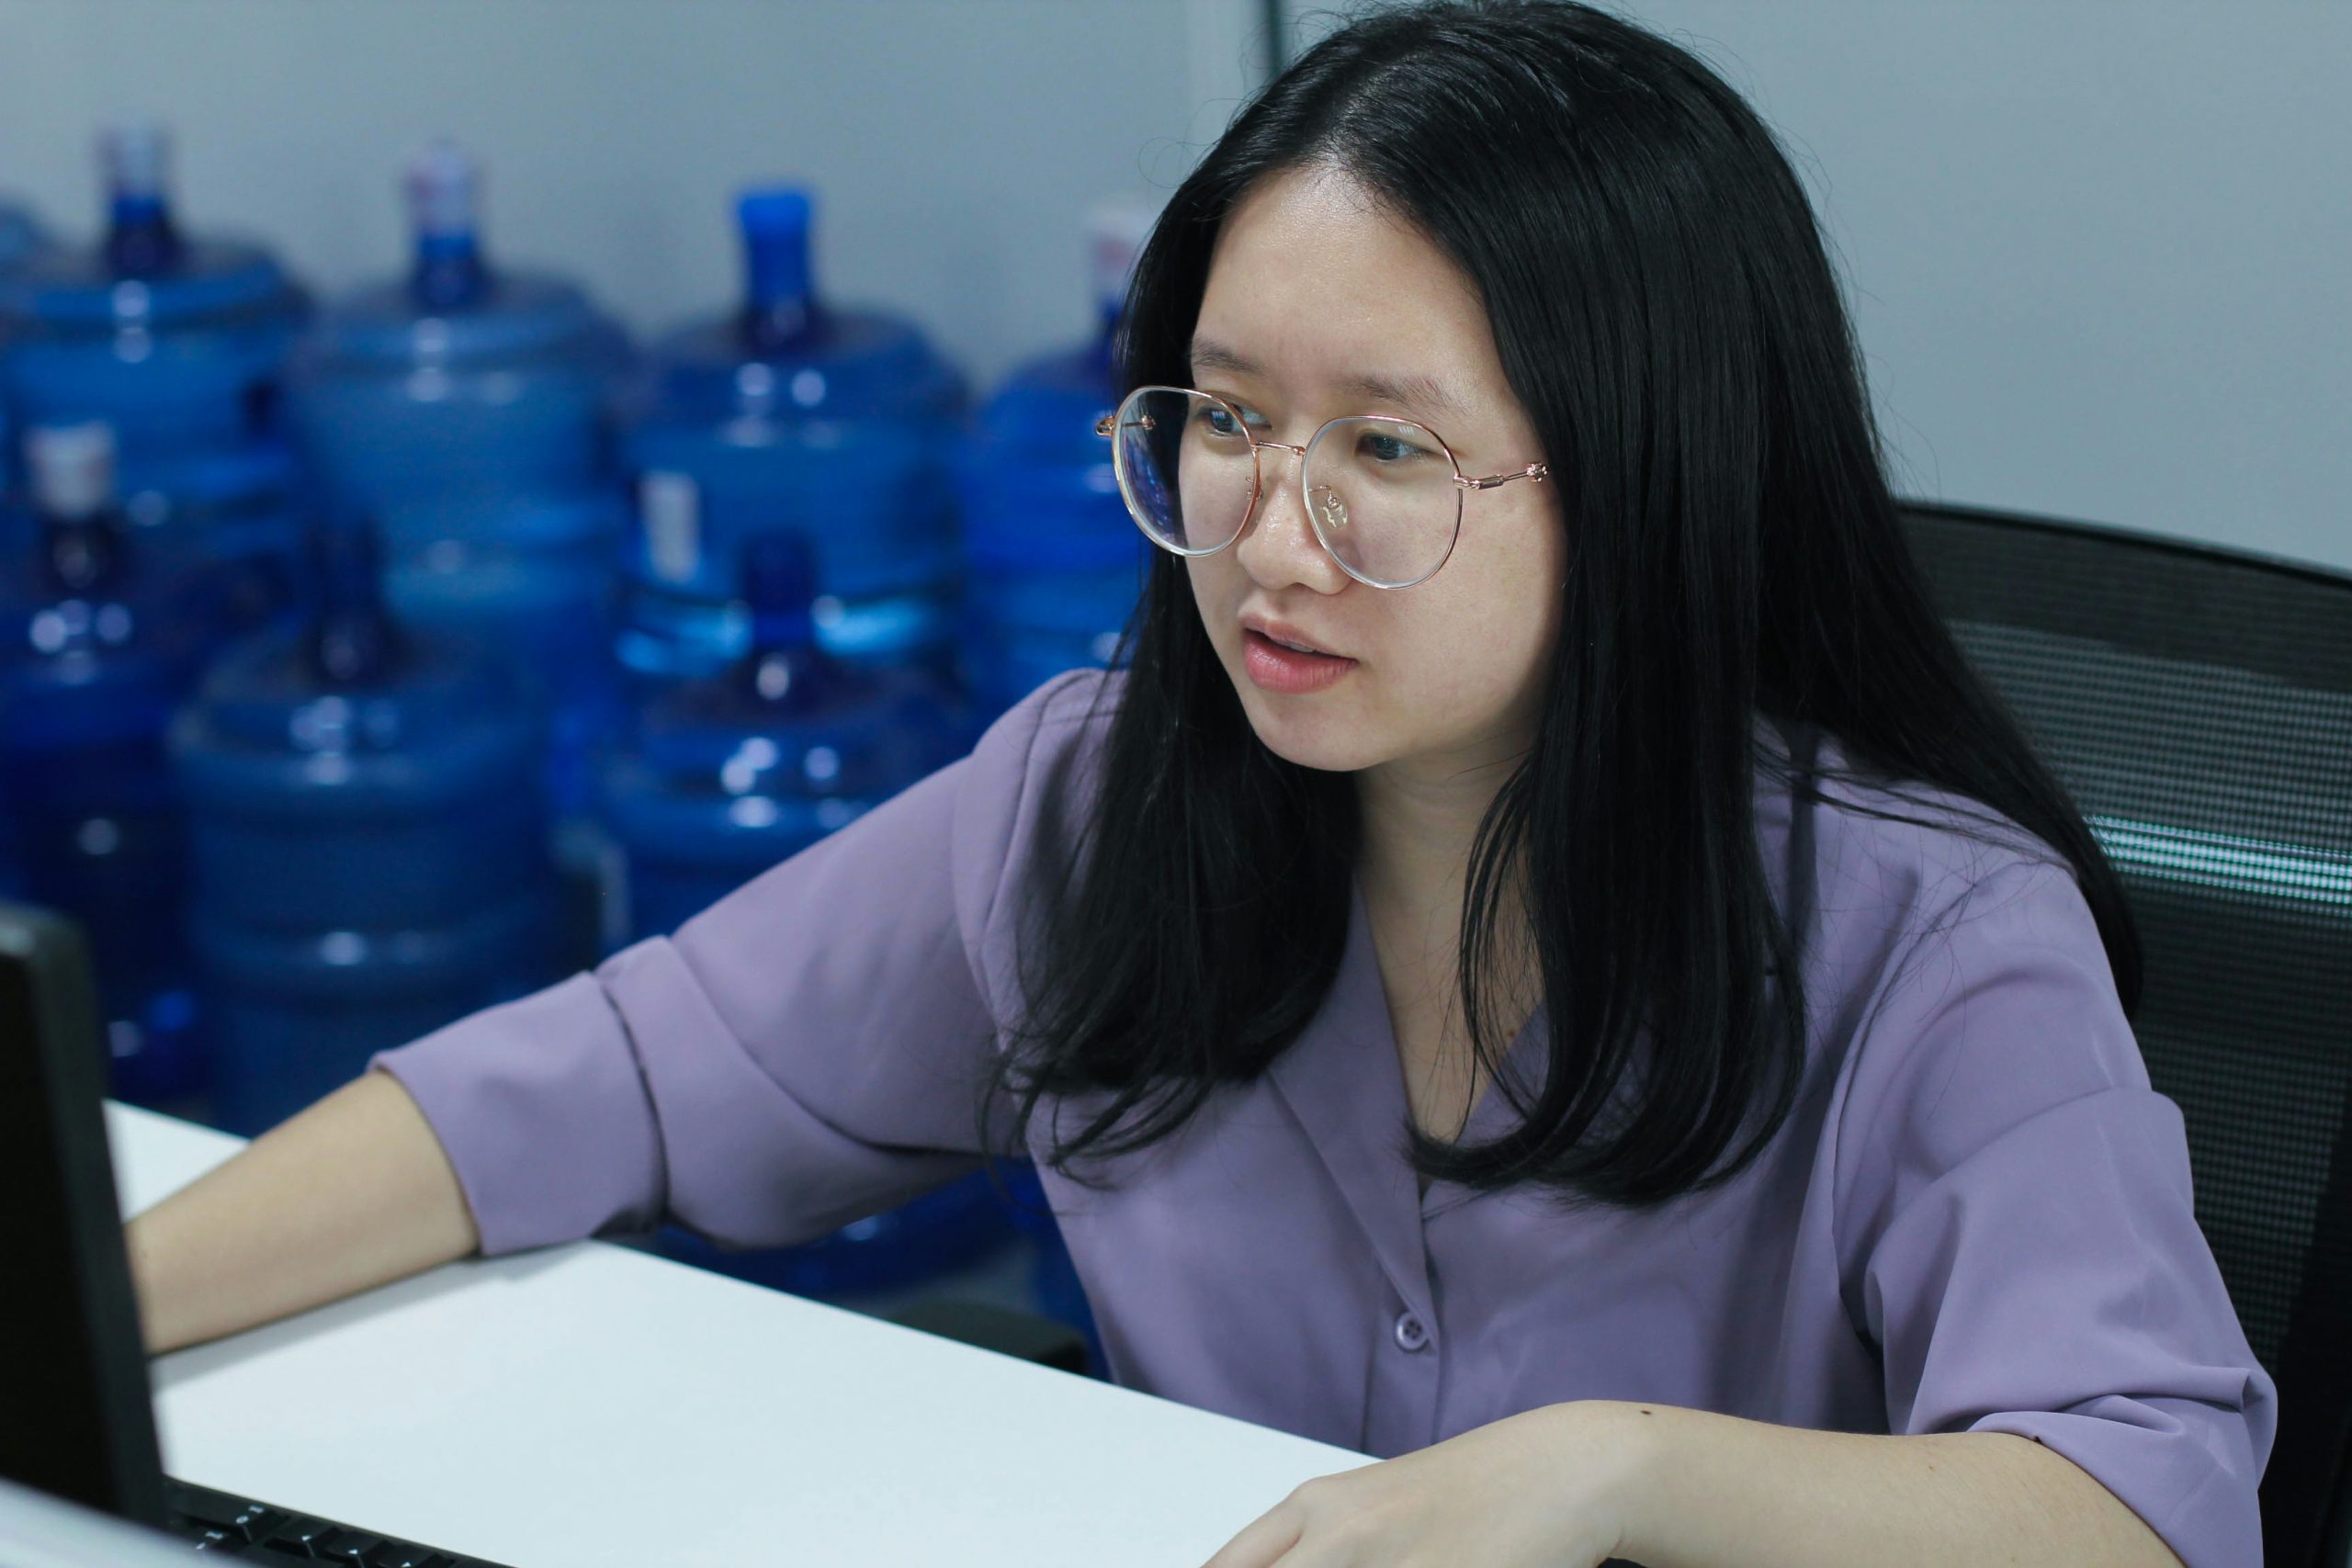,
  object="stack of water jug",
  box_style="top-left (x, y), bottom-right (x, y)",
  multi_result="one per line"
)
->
top-left (1, 125), bottom-right (1146, 1345)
